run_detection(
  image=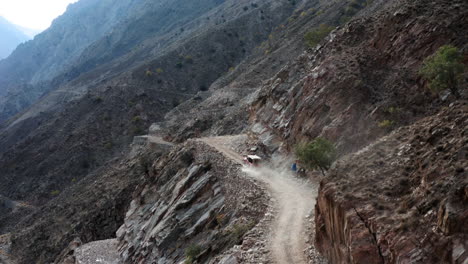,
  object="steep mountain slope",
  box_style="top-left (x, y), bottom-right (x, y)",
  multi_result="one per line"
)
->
top-left (0, 0), bottom-right (134, 121)
top-left (162, 0), bottom-right (370, 143)
top-left (9, 142), bottom-right (168, 264)
top-left (0, 17), bottom-right (29, 59)
top-left (0, 0), bottom-right (303, 263)
top-left (0, 0), bottom-right (295, 207)
top-left (316, 102), bottom-right (467, 263)
top-left (242, 0), bottom-right (467, 262)
top-left (153, 0), bottom-right (467, 262)
top-left (0, 0), bottom-right (234, 122)
top-left (249, 0), bottom-right (467, 155)
top-left (0, 0), bottom-right (466, 263)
